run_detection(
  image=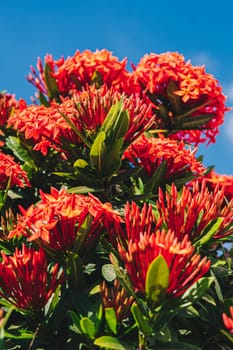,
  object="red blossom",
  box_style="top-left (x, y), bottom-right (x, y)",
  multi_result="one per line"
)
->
top-left (0, 91), bottom-right (17, 127)
top-left (124, 135), bottom-right (205, 182)
top-left (157, 182), bottom-right (233, 241)
top-left (0, 244), bottom-right (64, 314)
top-left (8, 86), bottom-right (154, 156)
top-left (8, 187), bottom-right (122, 255)
top-left (132, 52), bottom-right (228, 144)
top-left (118, 229), bottom-right (210, 298)
top-left (223, 306), bottom-right (233, 334)
top-left (0, 152), bottom-right (30, 189)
